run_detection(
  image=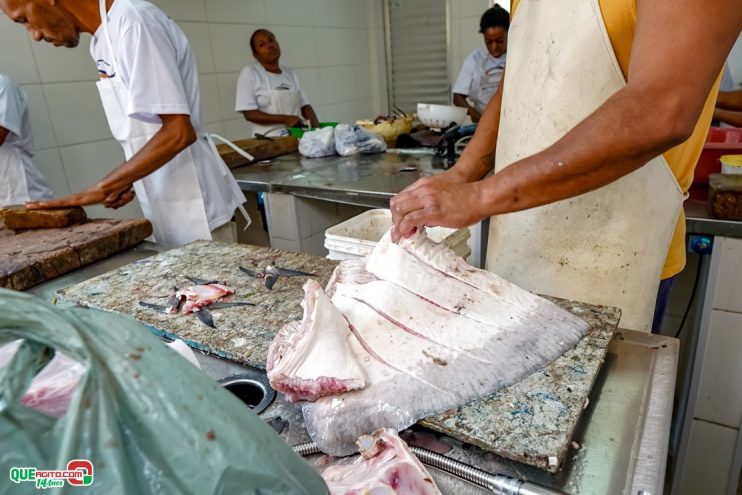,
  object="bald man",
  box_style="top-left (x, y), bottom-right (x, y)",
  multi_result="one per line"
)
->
top-left (0, 0), bottom-right (247, 246)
